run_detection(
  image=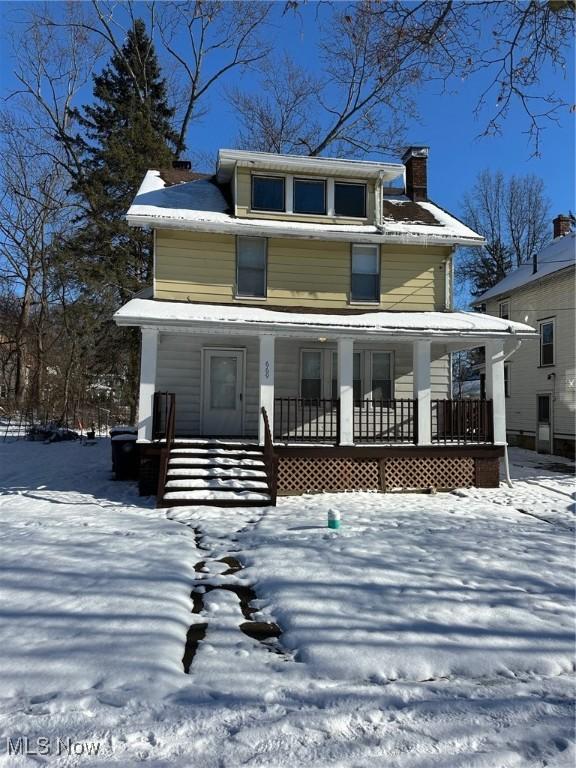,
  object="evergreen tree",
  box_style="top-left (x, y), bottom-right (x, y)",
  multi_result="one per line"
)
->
top-left (65, 19), bottom-right (177, 418)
